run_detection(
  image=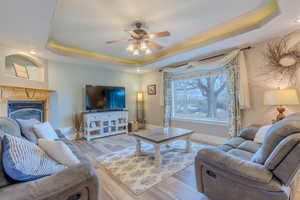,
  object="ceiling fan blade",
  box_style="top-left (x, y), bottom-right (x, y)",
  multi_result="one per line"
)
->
top-left (146, 31), bottom-right (170, 39)
top-left (146, 41), bottom-right (163, 49)
top-left (128, 30), bottom-right (139, 38)
top-left (106, 39), bottom-right (132, 44)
